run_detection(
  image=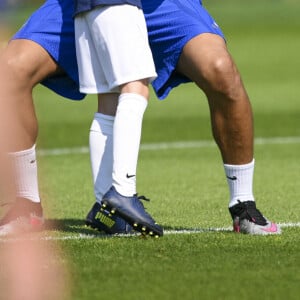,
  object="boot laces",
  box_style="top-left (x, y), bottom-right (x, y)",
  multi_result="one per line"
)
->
top-left (240, 201), bottom-right (267, 226)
